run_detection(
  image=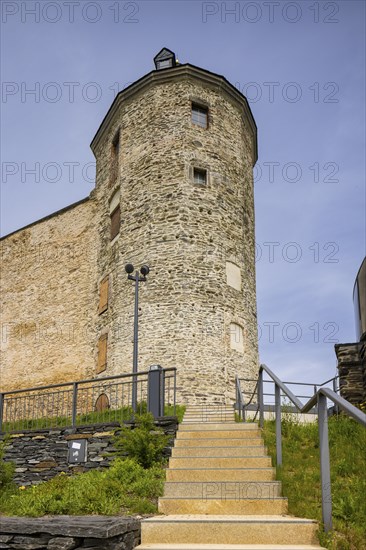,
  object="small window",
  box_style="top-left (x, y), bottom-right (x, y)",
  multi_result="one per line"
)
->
top-left (157, 59), bottom-right (172, 70)
top-left (98, 276), bottom-right (109, 314)
top-left (193, 168), bottom-right (207, 185)
top-left (97, 334), bottom-right (108, 374)
top-left (110, 131), bottom-right (120, 186)
top-left (192, 104), bottom-right (208, 128)
top-left (110, 206), bottom-right (121, 241)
